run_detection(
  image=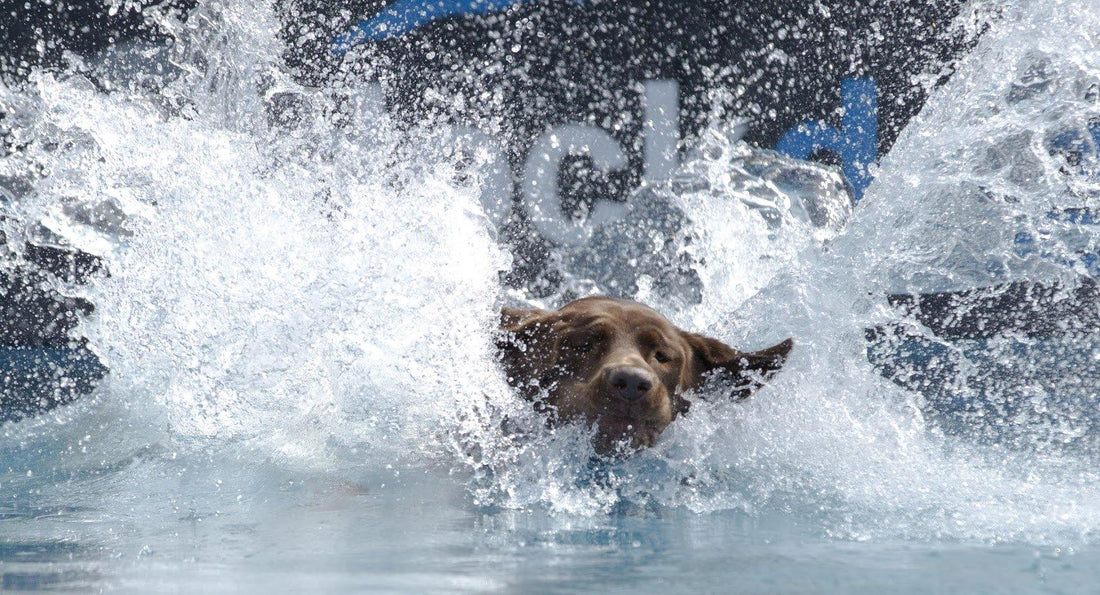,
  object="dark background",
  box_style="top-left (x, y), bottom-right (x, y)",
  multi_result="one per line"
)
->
top-left (0, 0), bottom-right (982, 418)
top-left (305, 1), bottom-right (977, 155)
top-left (1, 0), bottom-right (985, 301)
top-left (4, 0), bottom-right (979, 156)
